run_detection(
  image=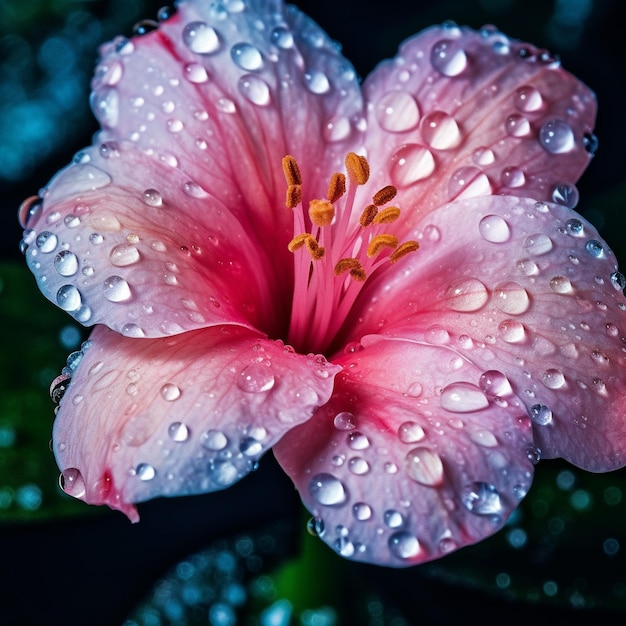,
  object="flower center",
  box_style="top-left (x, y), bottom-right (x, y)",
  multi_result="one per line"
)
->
top-left (283, 152), bottom-right (419, 354)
